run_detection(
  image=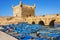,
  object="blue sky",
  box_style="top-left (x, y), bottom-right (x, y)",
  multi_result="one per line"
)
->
top-left (0, 0), bottom-right (60, 16)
